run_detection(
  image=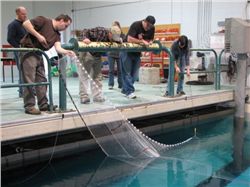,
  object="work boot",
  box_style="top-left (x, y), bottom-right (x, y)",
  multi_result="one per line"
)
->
top-left (177, 91), bottom-right (186, 95)
top-left (40, 104), bottom-right (58, 111)
top-left (81, 97), bottom-right (90, 104)
top-left (93, 97), bottom-right (105, 102)
top-left (163, 91), bottom-right (169, 97)
top-left (25, 107), bottom-right (41, 115)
